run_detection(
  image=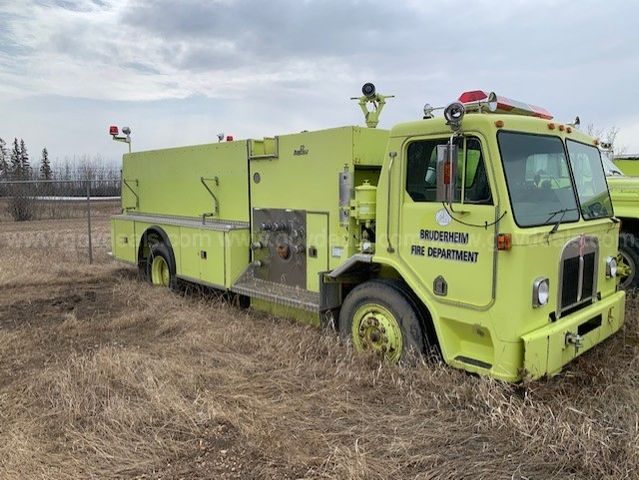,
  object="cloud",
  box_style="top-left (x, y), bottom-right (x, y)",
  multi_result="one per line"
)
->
top-left (3, 0), bottom-right (638, 102)
top-left (0, 0), bottom-right (638, 161)
top-left (3, 0), bottom-right (411, 101)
